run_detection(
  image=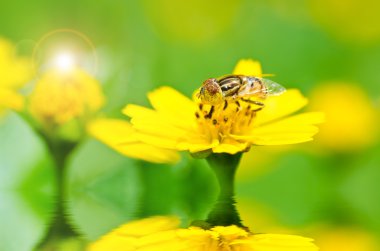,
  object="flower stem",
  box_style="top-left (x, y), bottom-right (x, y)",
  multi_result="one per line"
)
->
top-left (205, 152), bottom-right (245, 228)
